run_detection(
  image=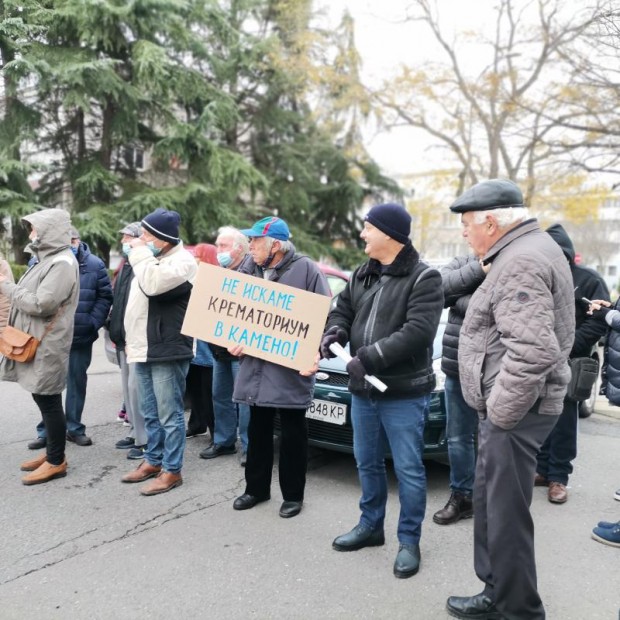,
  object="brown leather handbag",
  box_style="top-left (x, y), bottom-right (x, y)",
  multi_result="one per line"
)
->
top-left (0, 326), bottom-right (40, 362)
top-left (0, 306), bottom-right (65, 363)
